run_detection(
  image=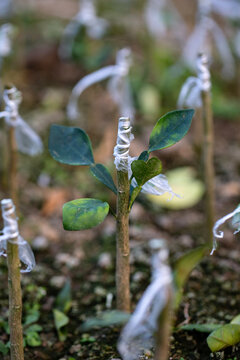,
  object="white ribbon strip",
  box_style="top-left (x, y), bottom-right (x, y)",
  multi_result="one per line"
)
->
top-left (178, 53), bottom-right (211, 108)
top-left (0, 23), bottom-right (14, 59)
top-left (212, 0), bottom-right (240, 20)
top-left (0, 86), bottom-right (43, 156)
top-left (211, 206), bottom-right (240, 255)
top-left (144, 0), bottom-right (186, 41)
top-left (113, 117), bottom-right (133, 172)
top-left (59, 0), bottom-right (108, 60)
top-left (0, 199), bottom-right (36, 273)
top-left (118, 239), bottom-right (172, 360)
top-left (67, 48), bottom-right (134, 121)
top-left (182, 0), bottom-right (235, 79)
